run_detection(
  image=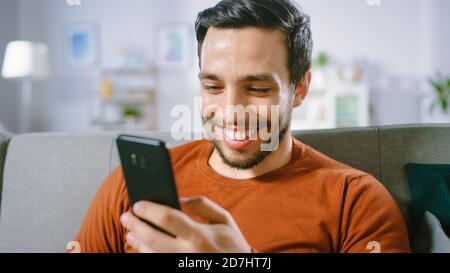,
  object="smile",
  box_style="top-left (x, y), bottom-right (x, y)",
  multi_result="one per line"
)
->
top-left (213, 126), bottom-right (259, 151)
